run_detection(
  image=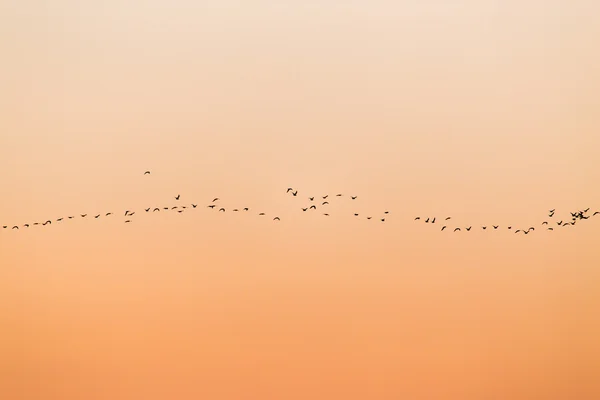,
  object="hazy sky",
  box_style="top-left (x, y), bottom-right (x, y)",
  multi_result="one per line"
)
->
top-left (1, 1), bottom-right (599, 399)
